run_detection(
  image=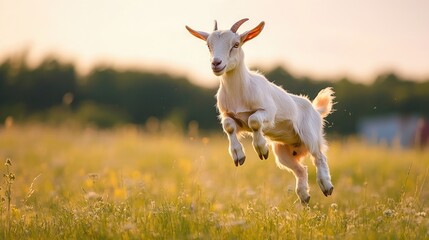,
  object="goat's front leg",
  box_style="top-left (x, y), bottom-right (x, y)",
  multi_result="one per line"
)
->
top-left (248, 110), bottom-right (270, 160)
top-left (222, 117), bottom-right (246, 166)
